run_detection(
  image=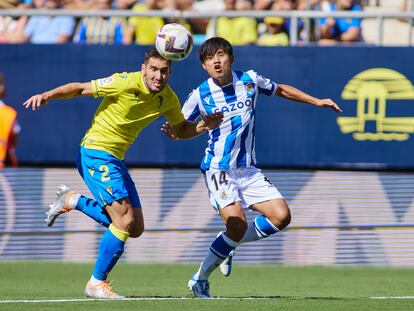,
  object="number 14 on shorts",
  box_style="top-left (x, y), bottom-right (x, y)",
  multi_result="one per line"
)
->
top-left (211, 171), bottom-right (229, 191)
